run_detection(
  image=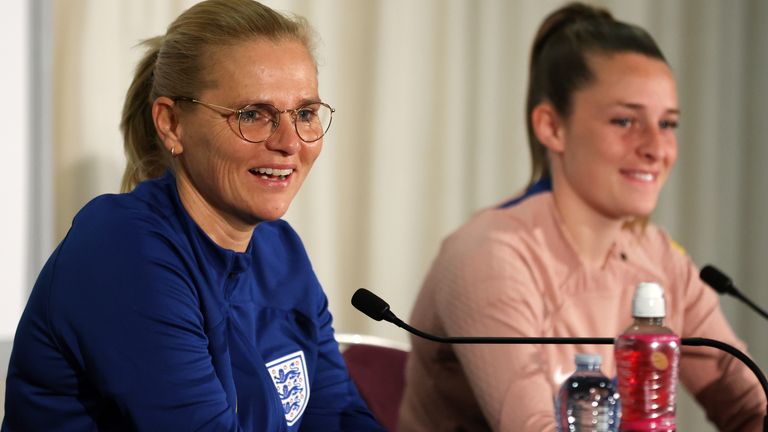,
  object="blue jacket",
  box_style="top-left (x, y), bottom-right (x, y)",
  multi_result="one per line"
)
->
top-left (3, 172), bottom-right (383, 431)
